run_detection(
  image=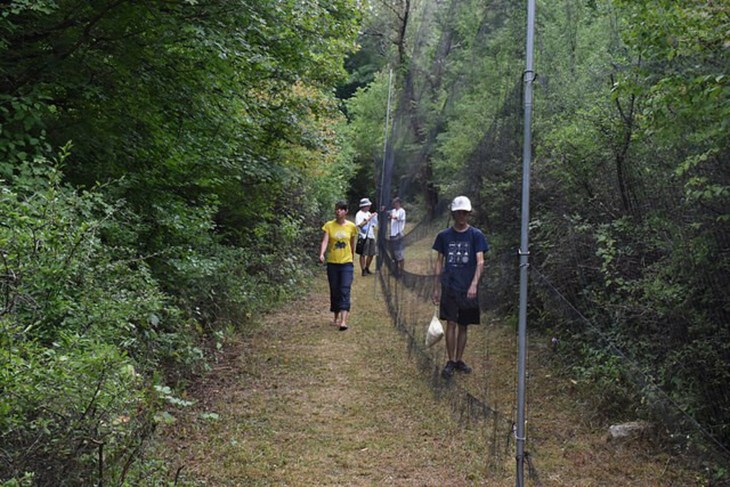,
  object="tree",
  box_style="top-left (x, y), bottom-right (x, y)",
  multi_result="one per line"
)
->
top-left (0, 0), bottom-right (362, 481)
